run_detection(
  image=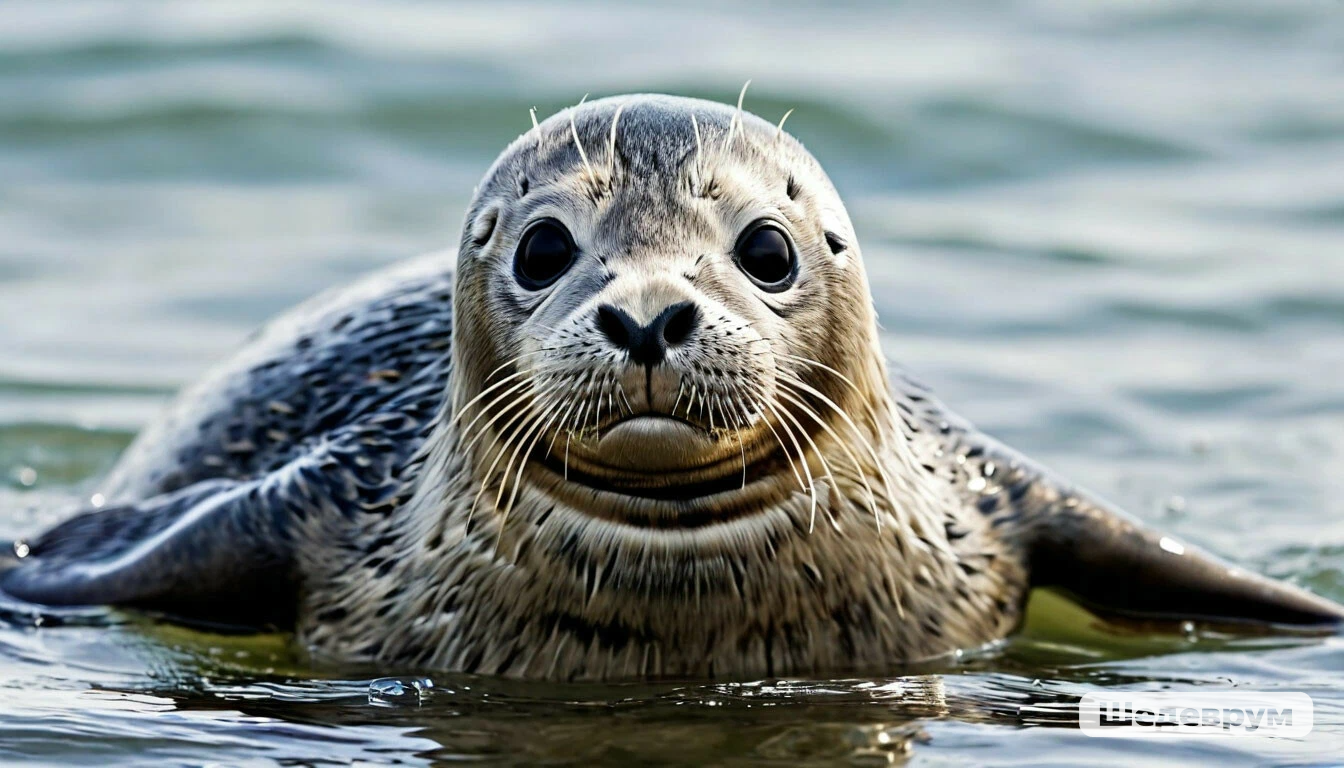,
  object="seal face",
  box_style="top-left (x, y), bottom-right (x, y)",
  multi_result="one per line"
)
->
top-left (3, 94), bottom-right (1342, 681)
